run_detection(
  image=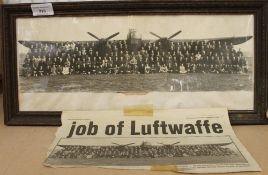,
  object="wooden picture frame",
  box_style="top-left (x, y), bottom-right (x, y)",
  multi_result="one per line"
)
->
top-left (1, 0), bottom-right (268, 126)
